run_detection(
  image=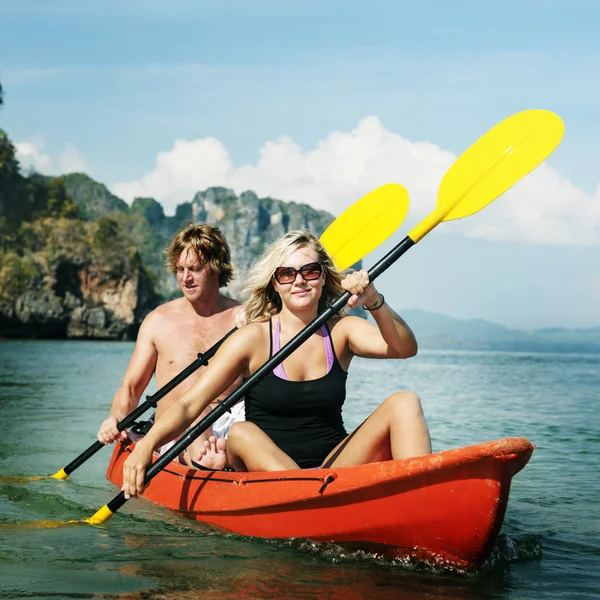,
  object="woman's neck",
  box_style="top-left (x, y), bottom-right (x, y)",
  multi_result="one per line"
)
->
top-left (277, 305), bottom-right (318, 332)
